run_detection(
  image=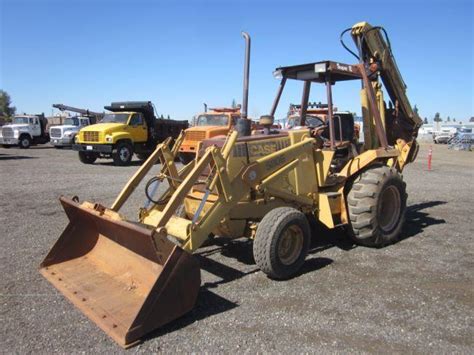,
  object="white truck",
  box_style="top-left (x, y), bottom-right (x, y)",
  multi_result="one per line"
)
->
top-left (49, 116), bottom-right (92, 148)
top-left (0, 114), bottom-right (50, 148)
